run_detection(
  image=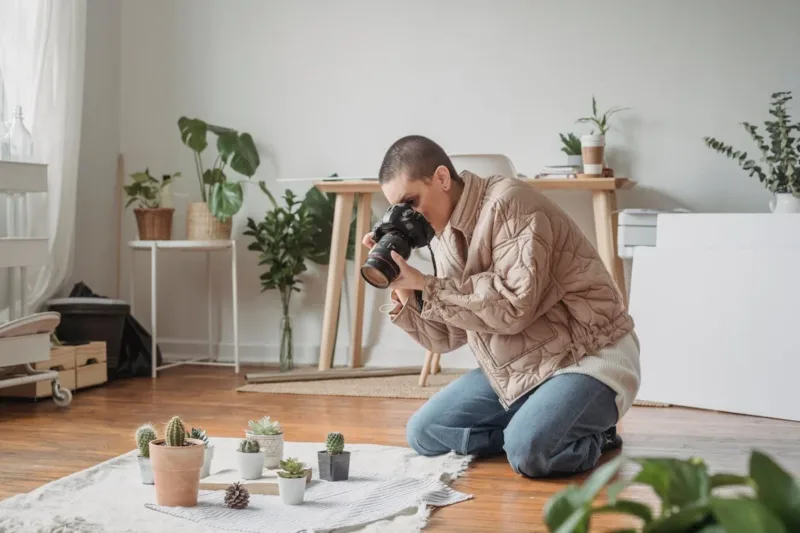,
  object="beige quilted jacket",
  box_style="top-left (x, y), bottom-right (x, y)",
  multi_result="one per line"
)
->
top-left (390, 171), bottom-right (635, 409)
